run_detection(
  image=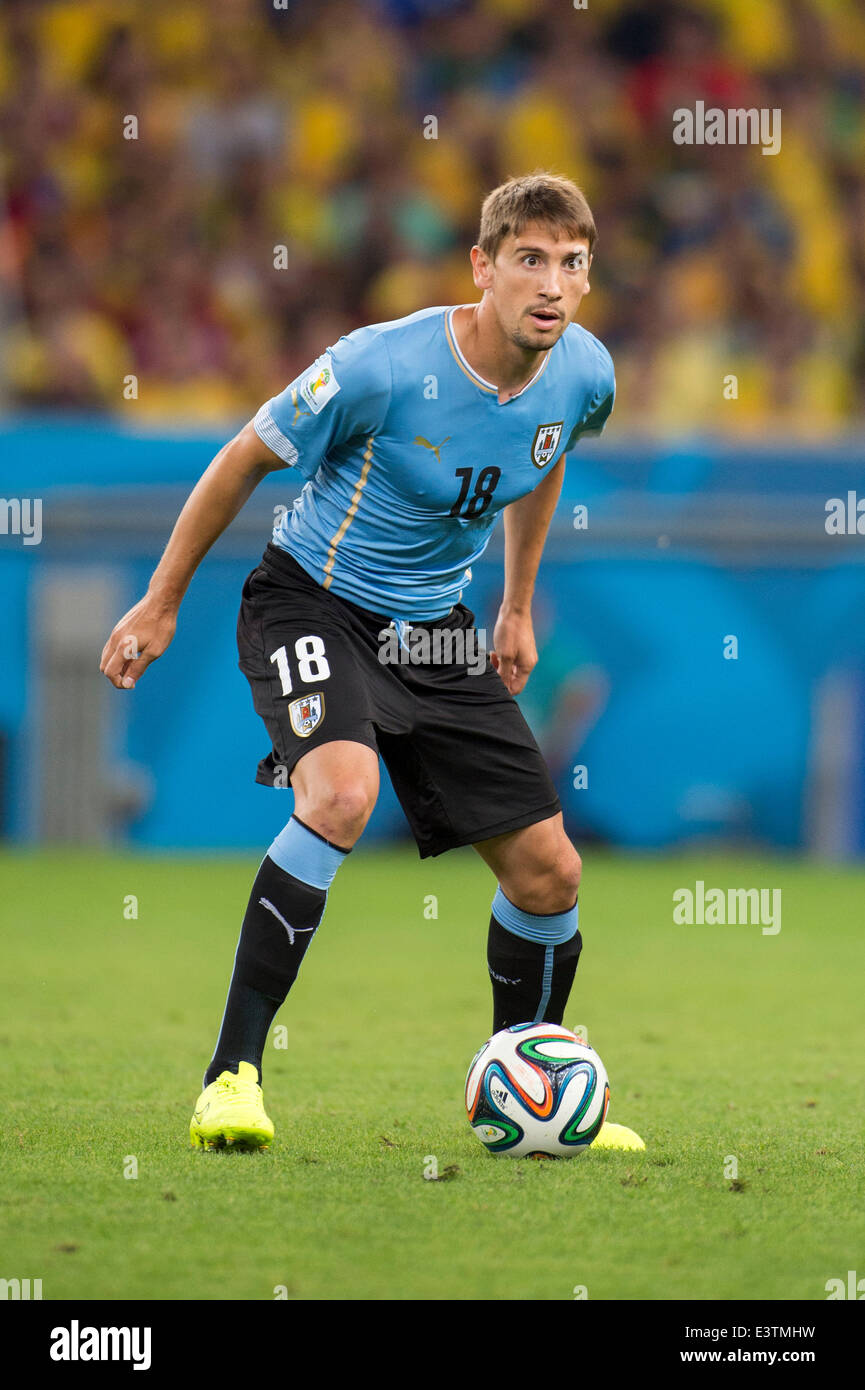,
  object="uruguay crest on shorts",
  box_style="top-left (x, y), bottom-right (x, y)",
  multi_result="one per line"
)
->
top-left (288, 692), bottom-right (325, 737)
top-left (531, 421), bottom-right (564, 467)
